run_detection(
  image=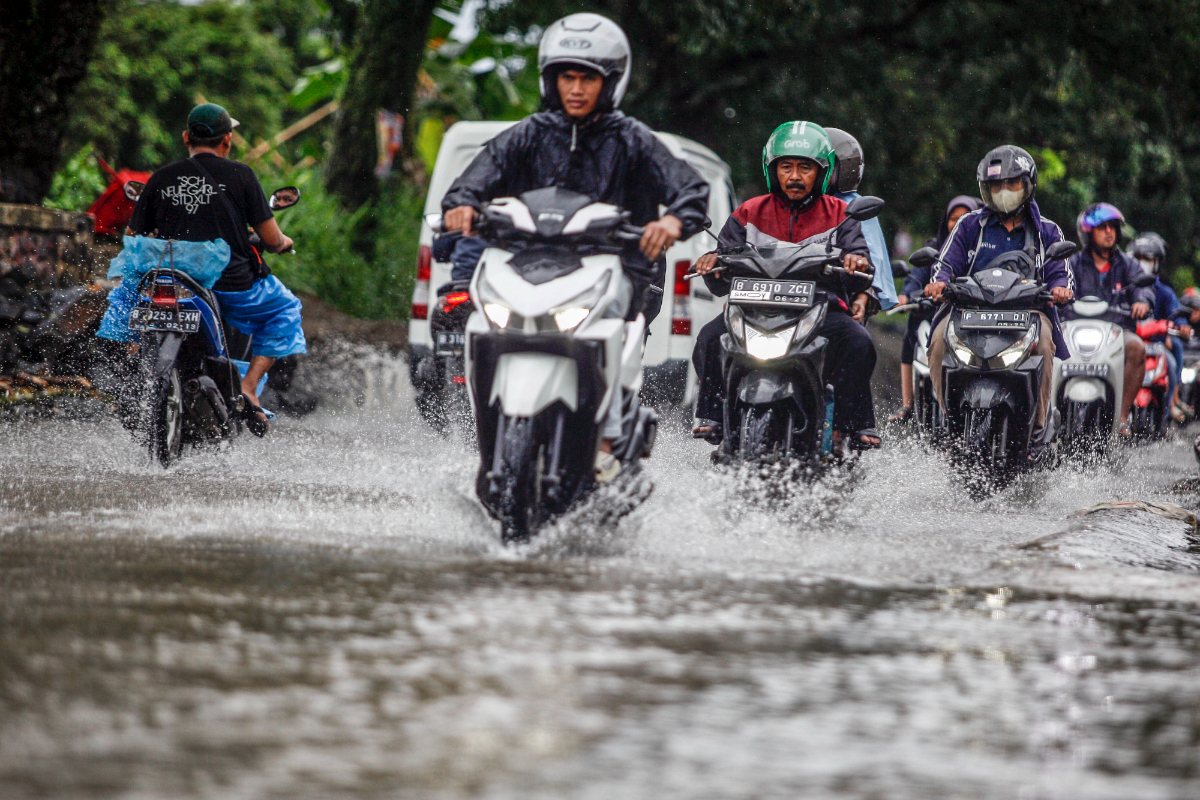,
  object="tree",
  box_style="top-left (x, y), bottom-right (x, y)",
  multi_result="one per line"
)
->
top-left (325, 0), bottom-right (440, 207)
top-left (0, 0), bottom-right (110, 204)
